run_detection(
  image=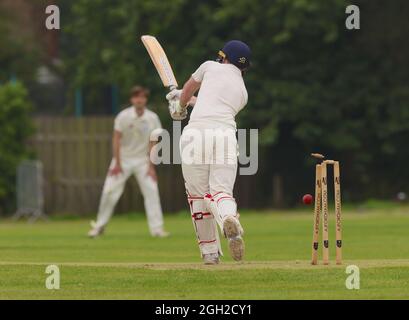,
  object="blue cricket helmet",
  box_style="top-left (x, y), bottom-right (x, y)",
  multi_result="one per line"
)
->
top-left (218, 40), bottom-right (251, 70)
